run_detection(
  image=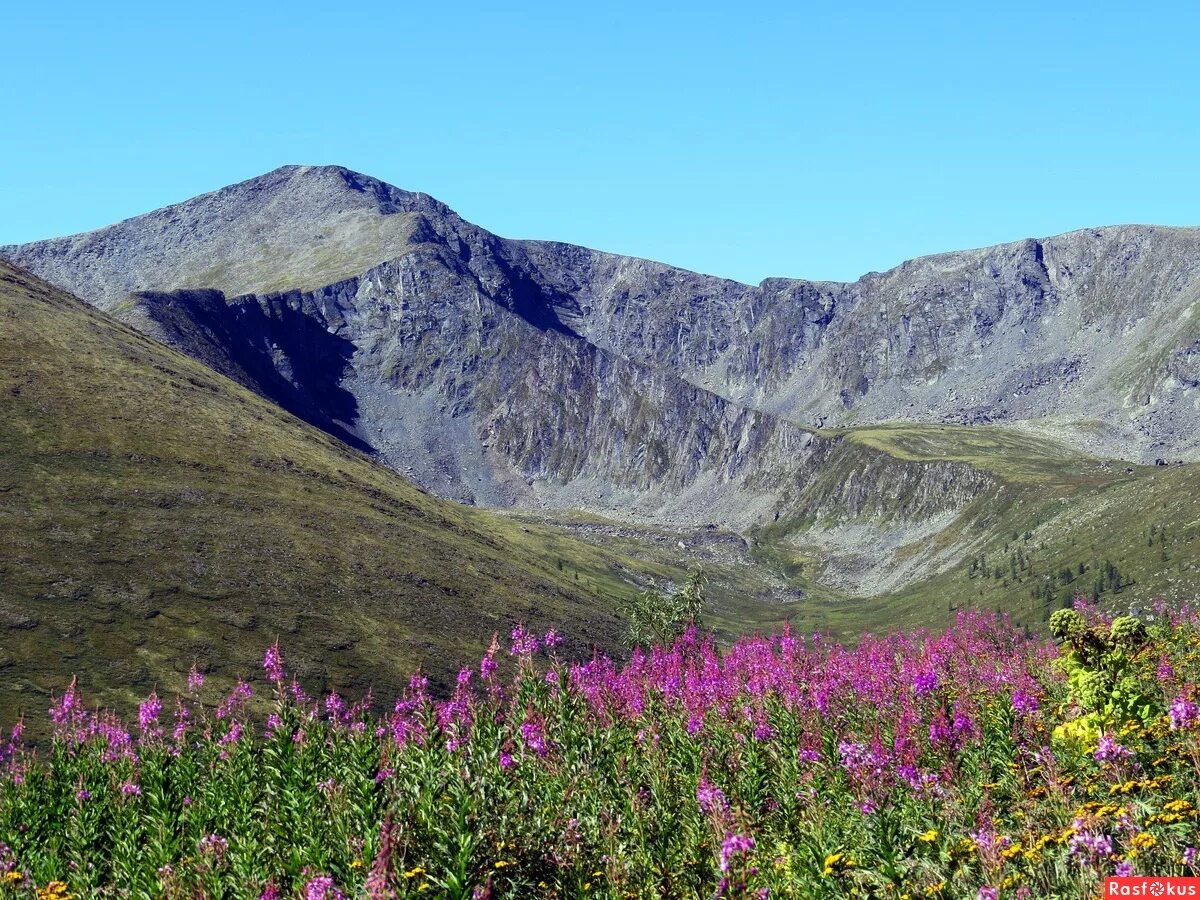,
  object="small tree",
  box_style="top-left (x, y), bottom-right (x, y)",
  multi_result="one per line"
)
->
top-left (619, 568), bottom-right (706, 648)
